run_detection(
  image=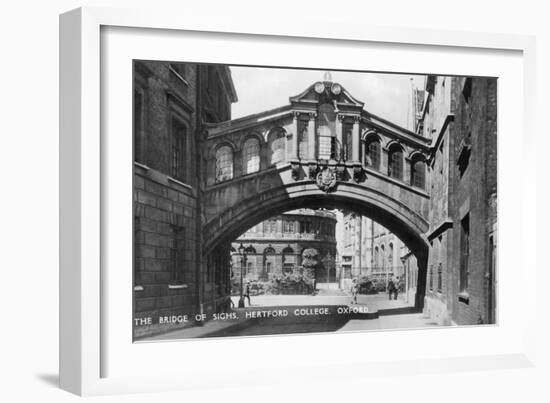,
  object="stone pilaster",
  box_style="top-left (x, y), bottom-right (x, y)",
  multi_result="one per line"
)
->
top-left (352, 115), bottom-right (360, 163)
top-left (307, 112), bottom-right (316, 160)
